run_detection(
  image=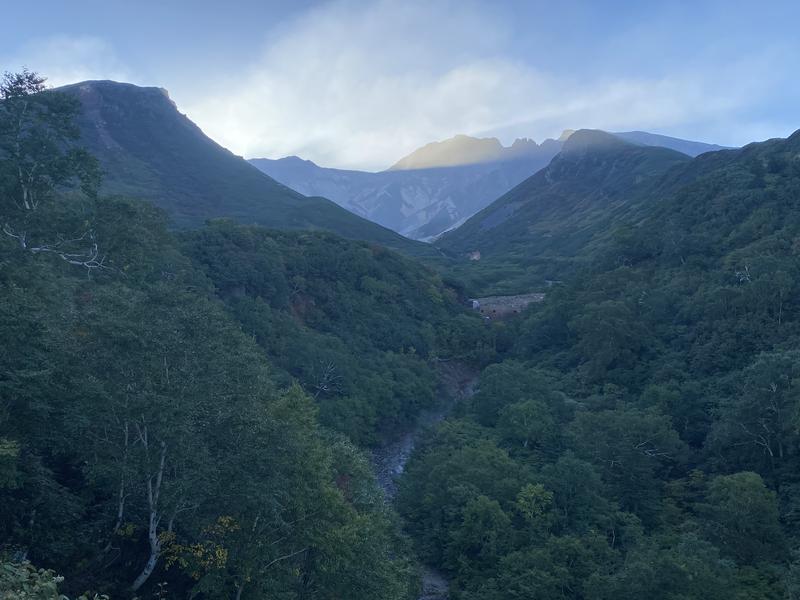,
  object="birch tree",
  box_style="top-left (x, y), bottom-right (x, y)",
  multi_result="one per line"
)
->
top-left (0, 70), bottom-right (102, 269)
